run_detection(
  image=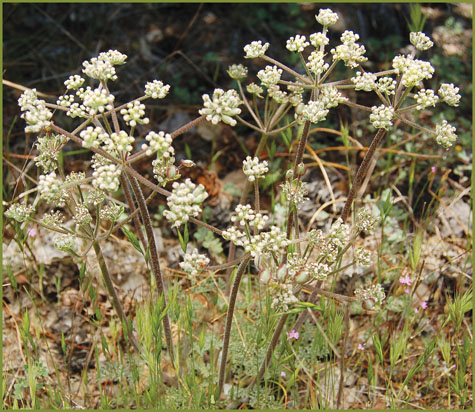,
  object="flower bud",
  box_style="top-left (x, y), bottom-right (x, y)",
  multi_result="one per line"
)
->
top-left (259, 268), bottom-right (271, 284)
top-left (166, 165), bottom-right (178, 179)
top-left (181, 159), bottom-right (195, 168)
top-left (276, 263), bottom-right (288, 282)
top-left (286, 169), bottom-right (294, 180)
top-left (296, 162), bottom-right (306, 176)
top-left (295, 103), bottom-right (305, 115)
top-left (295, 270), bottom-right (310, 284)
